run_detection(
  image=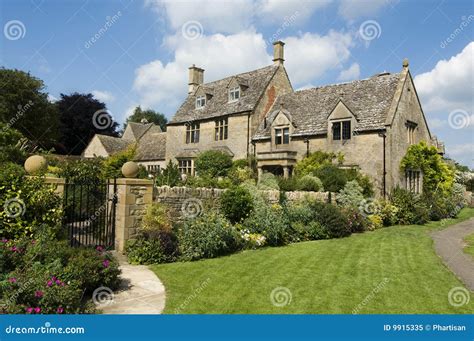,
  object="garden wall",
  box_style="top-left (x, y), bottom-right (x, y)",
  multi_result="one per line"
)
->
top-left (153, 186), bottom-right (335, 219)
